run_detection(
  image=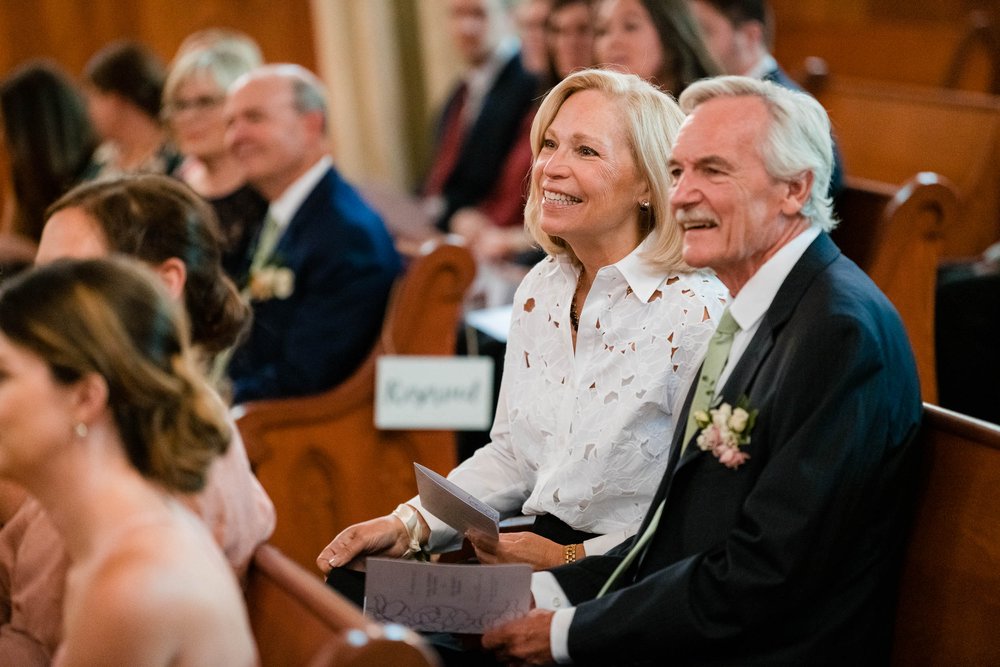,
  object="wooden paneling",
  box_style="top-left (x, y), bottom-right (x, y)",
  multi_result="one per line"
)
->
top-left (0, 0), bottom-right (315, 77)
